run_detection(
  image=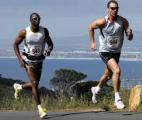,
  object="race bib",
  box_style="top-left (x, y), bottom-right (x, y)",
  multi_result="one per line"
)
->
top-left (30, 46), bottom-right (42, 56)
top-left (106, 36), bottom-right (120, 48)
